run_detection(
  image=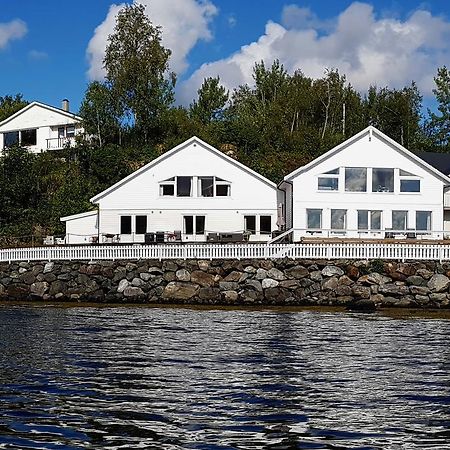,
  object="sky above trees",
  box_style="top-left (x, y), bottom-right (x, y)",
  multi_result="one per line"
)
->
top-left (0, 0), bottom-right (449, 111)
